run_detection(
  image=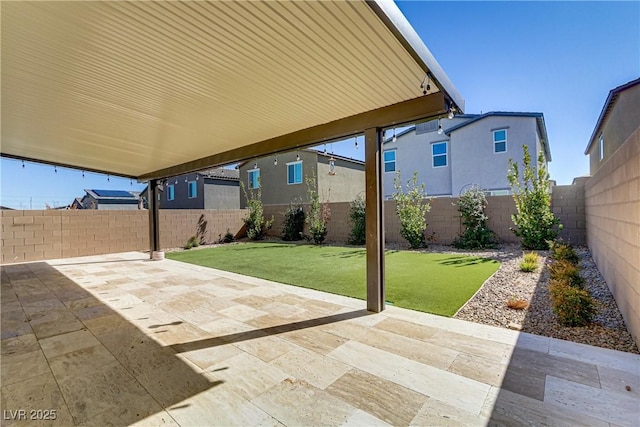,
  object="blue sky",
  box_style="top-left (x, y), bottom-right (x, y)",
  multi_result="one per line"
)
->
top-left (1, 1), bottom-right (638, 209)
